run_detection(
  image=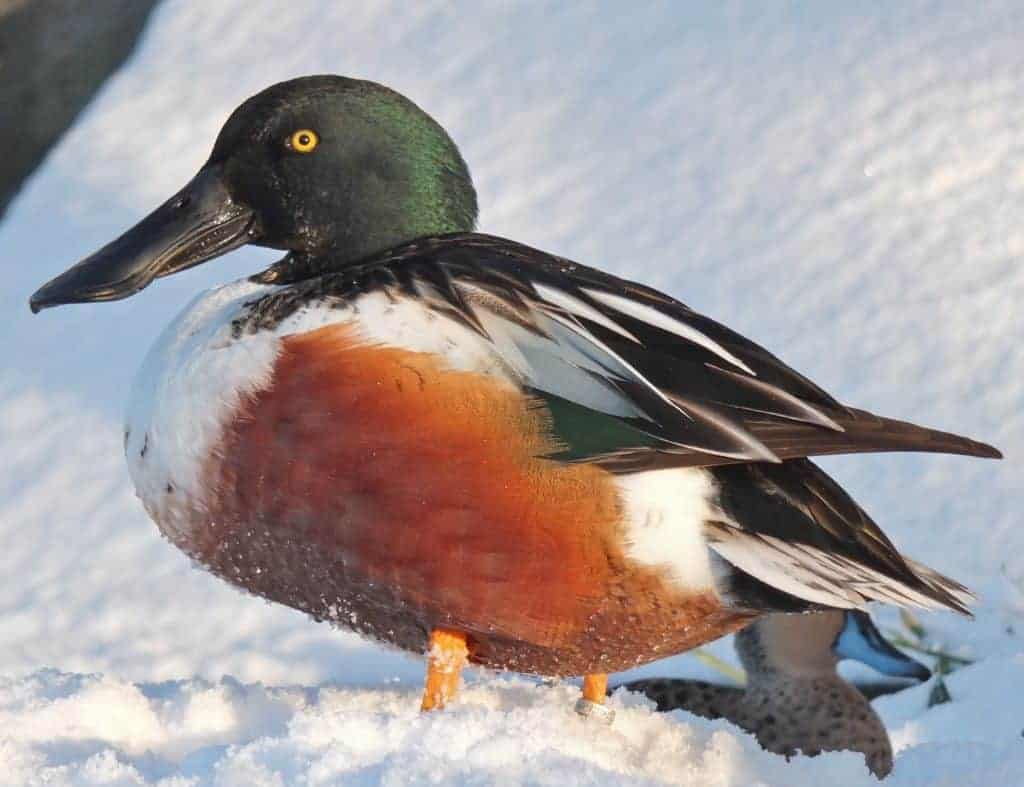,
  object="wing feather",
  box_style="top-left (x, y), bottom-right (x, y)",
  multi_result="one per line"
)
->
top-left (706, 459), bottom-right (974, 615)
top-left (243, 233), bottom-right (1001, 469)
